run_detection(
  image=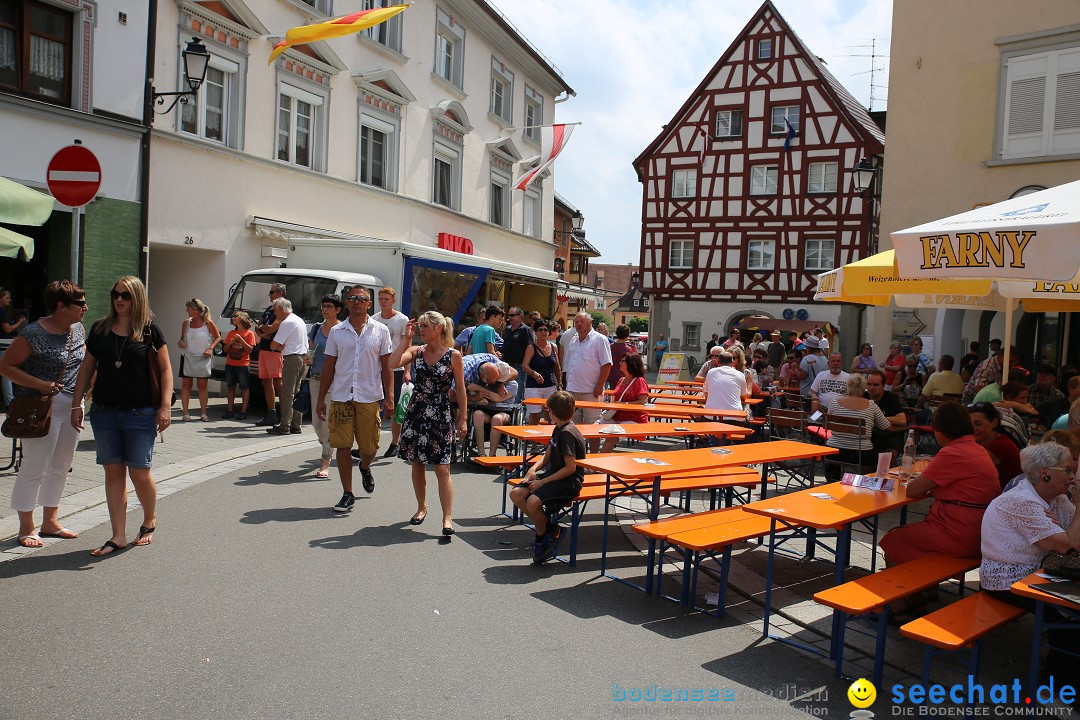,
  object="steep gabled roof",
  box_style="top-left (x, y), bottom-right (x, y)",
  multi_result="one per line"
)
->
top-left (632, 0), bottom-right (883, 177)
